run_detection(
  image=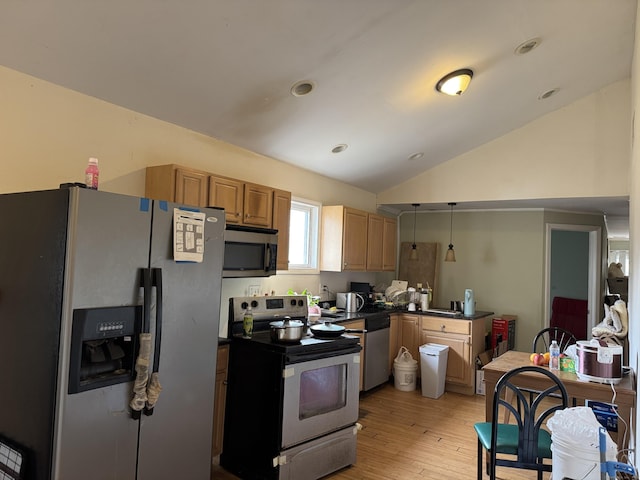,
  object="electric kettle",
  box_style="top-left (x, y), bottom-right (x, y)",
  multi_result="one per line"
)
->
top-left (464, 289), bottom-right (475, 316)
top-left (337, 292), bottom-right (365, 312)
